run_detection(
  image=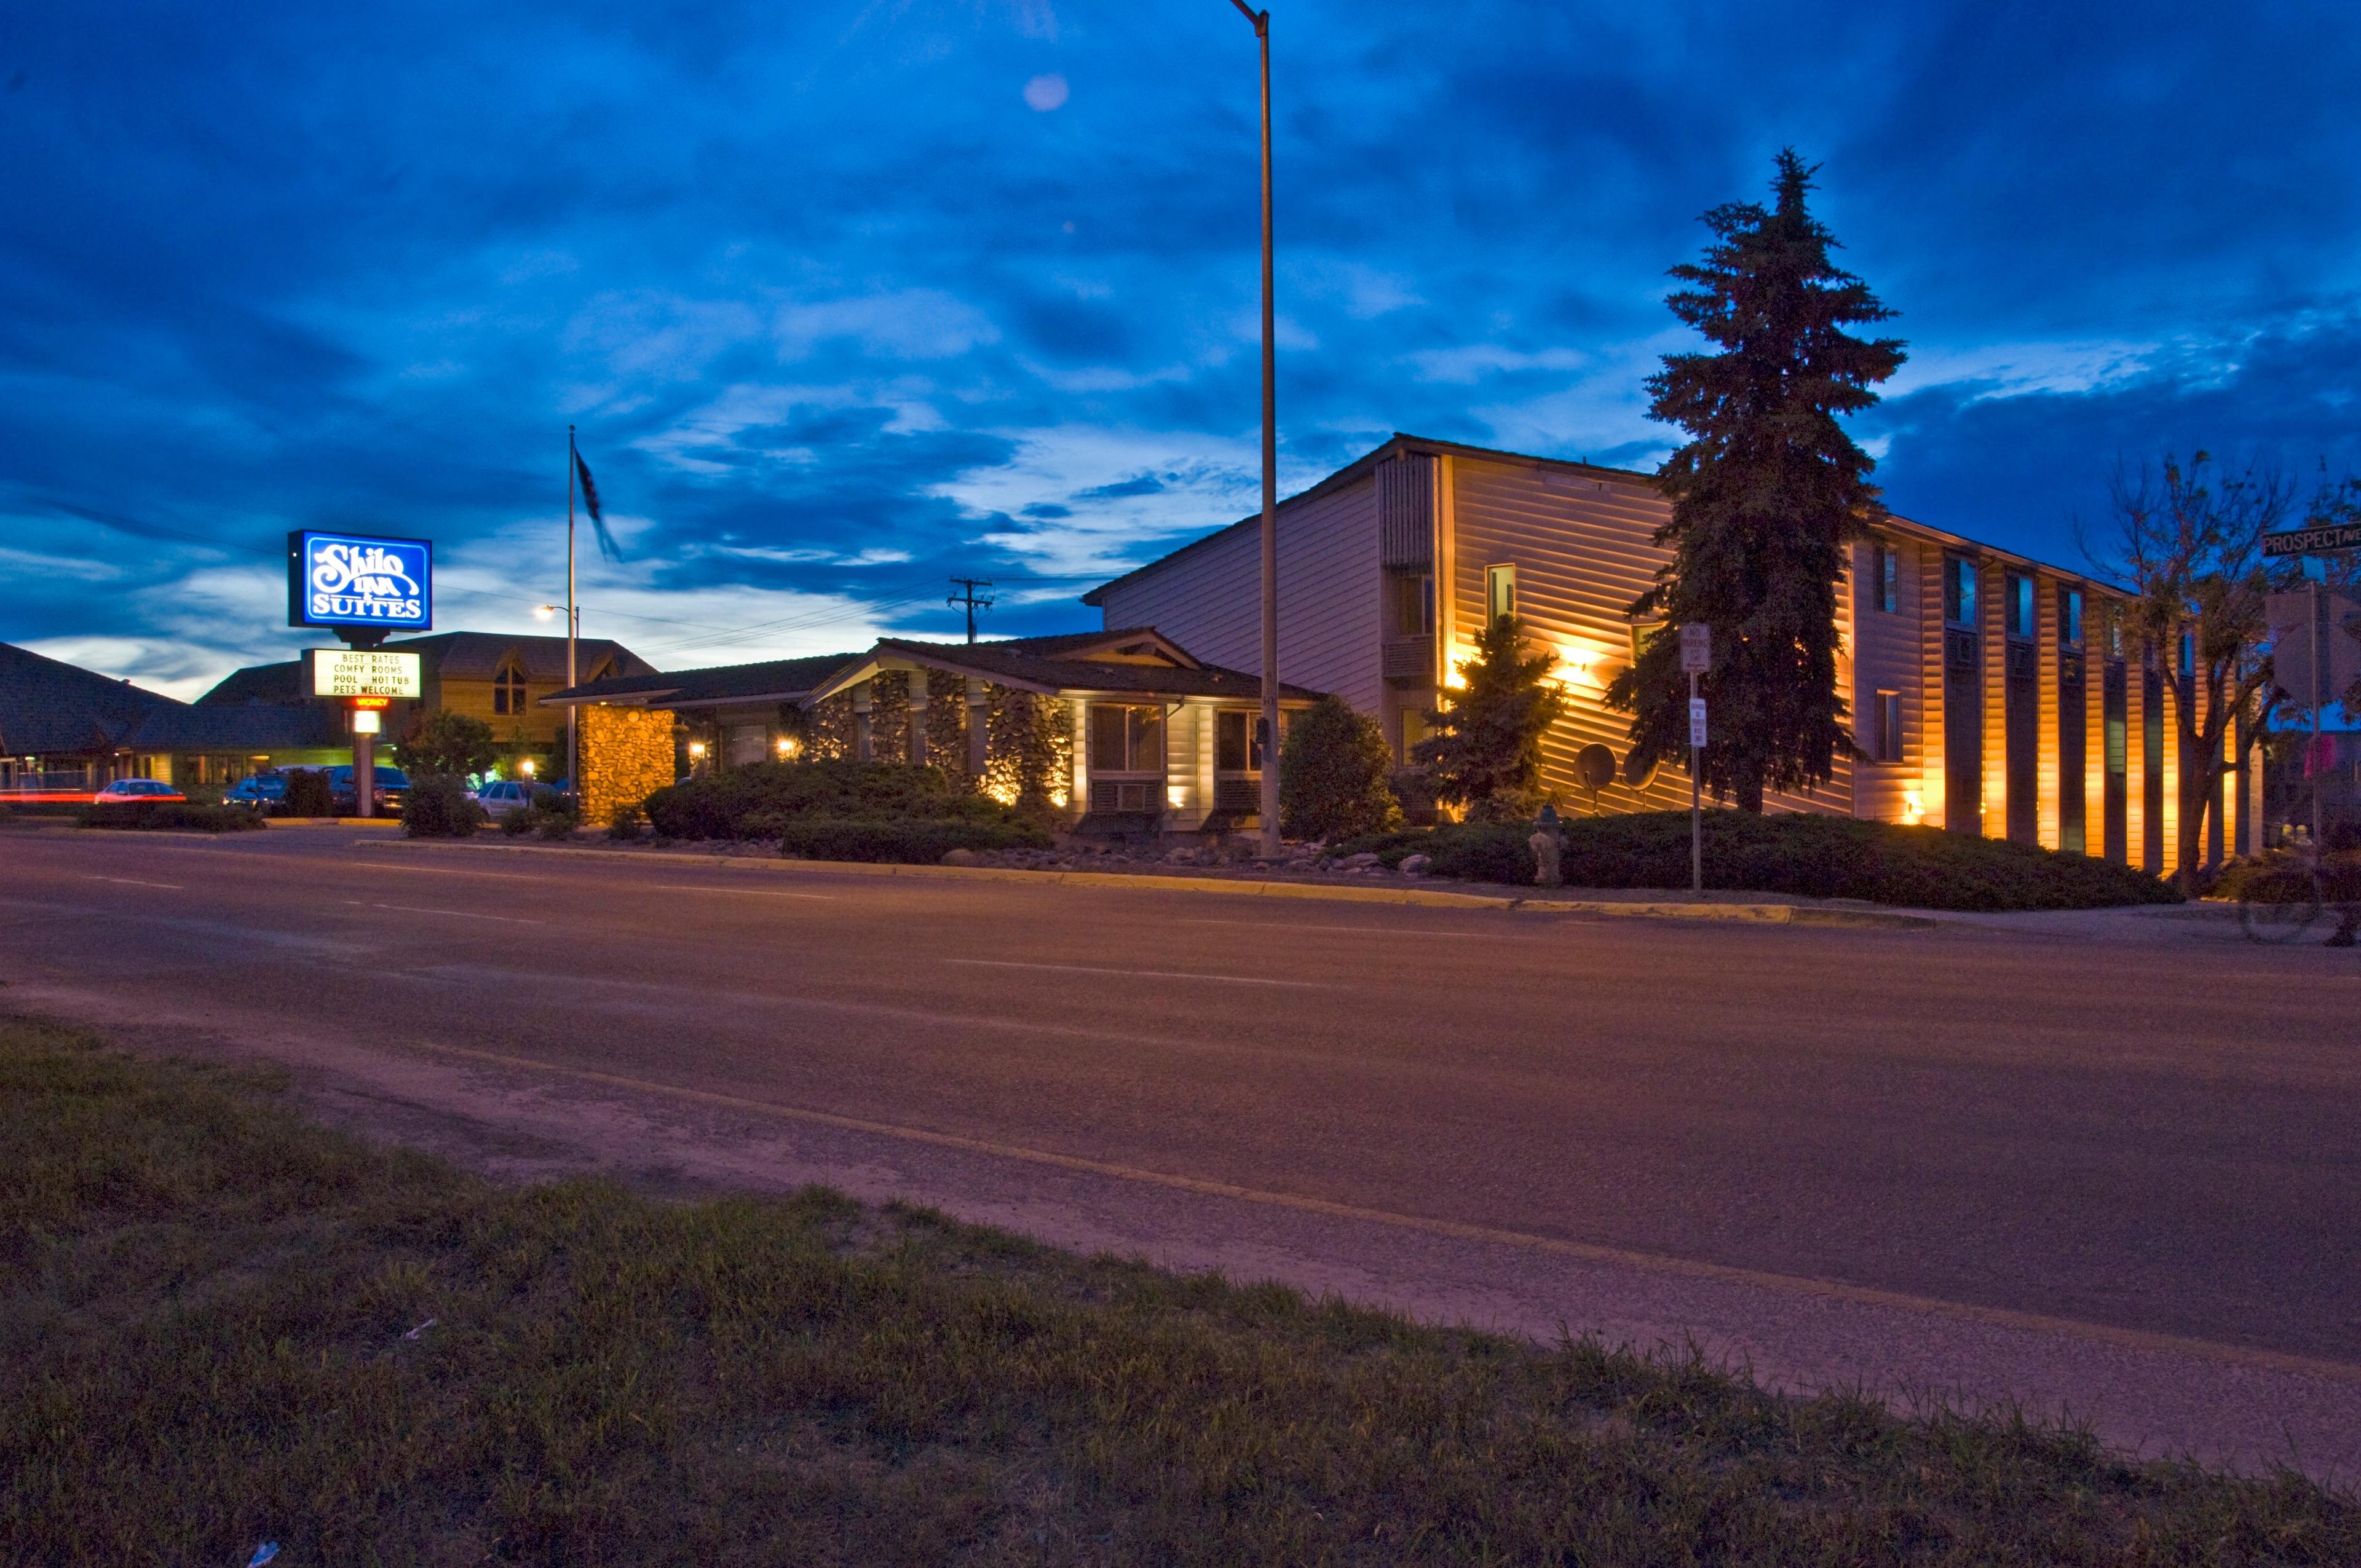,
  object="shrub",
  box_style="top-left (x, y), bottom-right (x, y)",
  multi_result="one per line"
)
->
top-left (77, 802), bottom-right (267, 833)
top-left (772, 817), bottom-right (1053, 864)
top-left (401, 776), bottom-right (485, 838)
top-left (1279, 696), bottom-right (1402, 844)
top-left (1334, 811), bottom-right (2183, 911)
top-left (501, 789), bottom-right (578, 840)
top-left (1414, 614), bottom-right (1565, 819)
top-left (607, 803), bottom-right (645, 841)
top-left (643, 758), bottom-right (1019, 841)
top-left (398, 709), bottom-right (499, 779)
top-left (280, 770), bottom-right (334, 817)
